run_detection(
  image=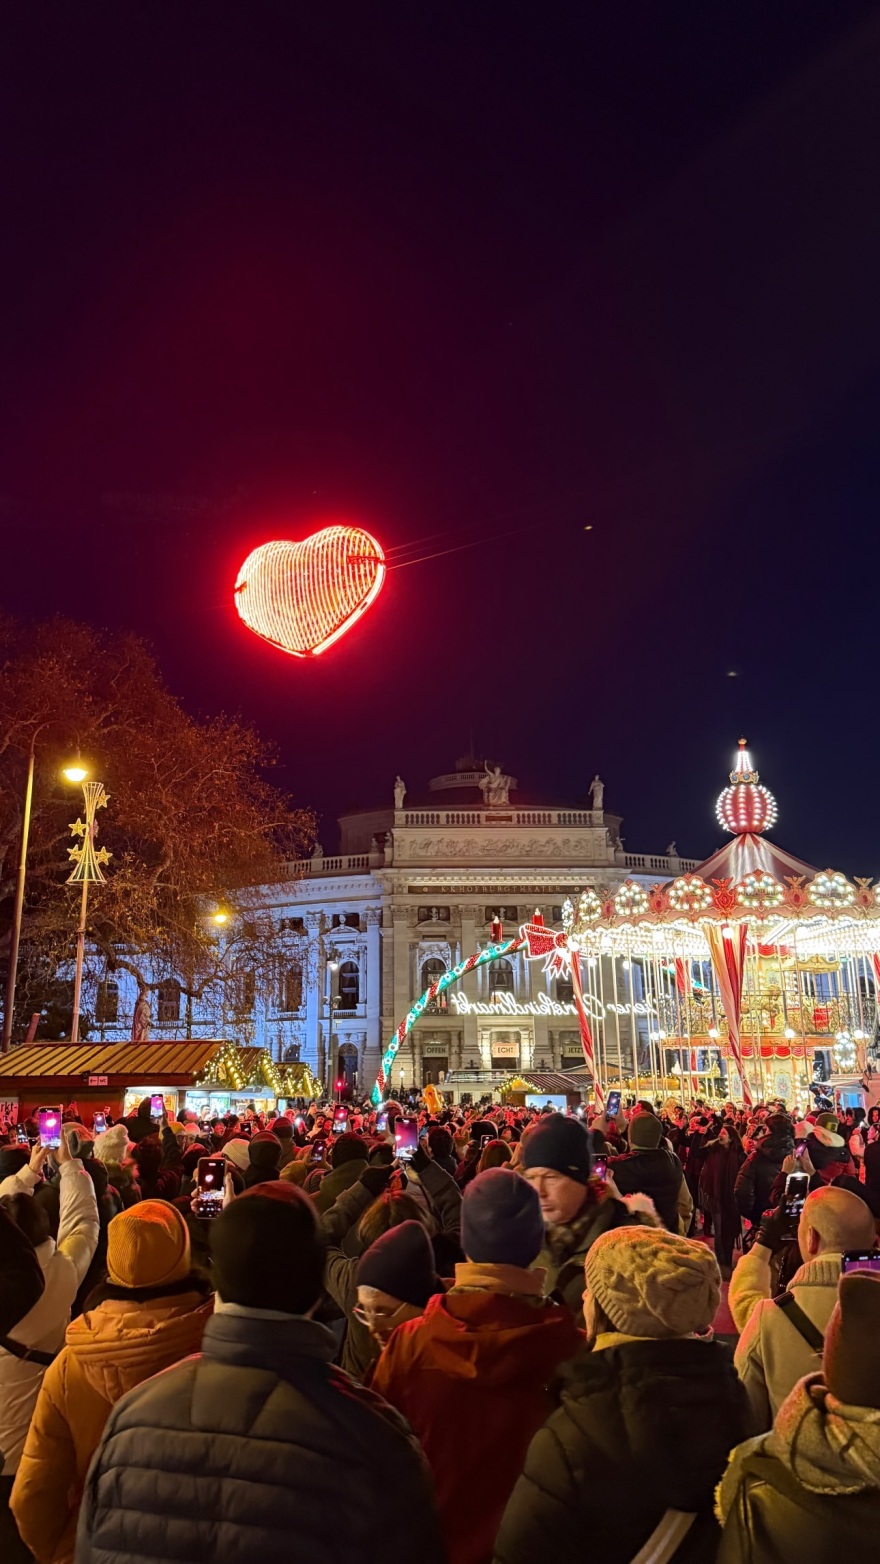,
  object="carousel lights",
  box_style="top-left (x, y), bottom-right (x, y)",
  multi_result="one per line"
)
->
top-left (577, 888), bottom-right (603, 923)
top-left (708, 1026), bottom-right (720, 1039)
top-left (809, 871), bottom-right (856, 909)
top-left (613, 881), bottom-right (650, 919)
top-left (736, 870), bottom-right (784, 911)
top-left (667, 875), bottom-right (713, 914)
top-left (784, 1027), bottom-right (796, 1039)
